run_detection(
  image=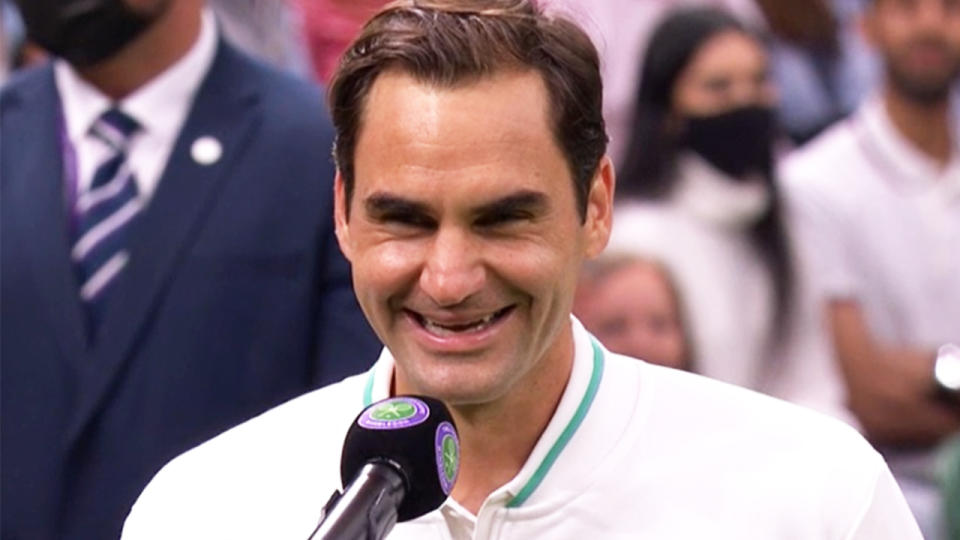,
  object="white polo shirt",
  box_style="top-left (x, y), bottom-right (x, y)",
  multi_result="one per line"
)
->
top-left (122, 318), bottom-right (921, 539)
top-left (780, 94), bottom-right (960, 348)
